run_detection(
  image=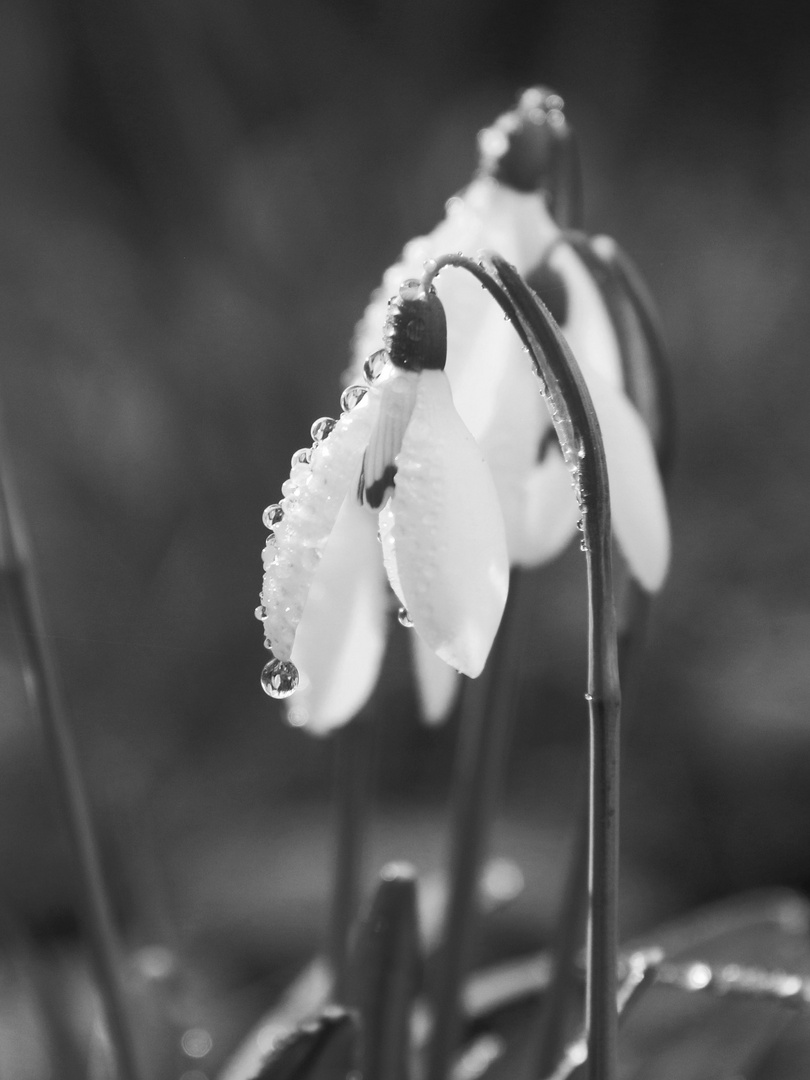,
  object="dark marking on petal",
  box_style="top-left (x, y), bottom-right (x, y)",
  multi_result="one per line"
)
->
top-left (361, 464), bottom-right (398, 510)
